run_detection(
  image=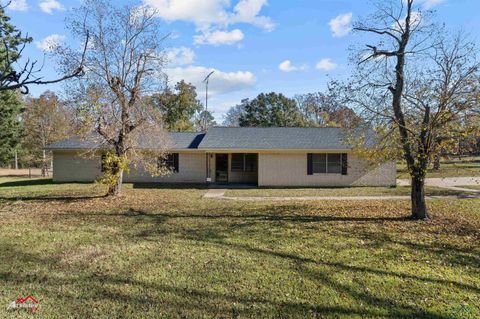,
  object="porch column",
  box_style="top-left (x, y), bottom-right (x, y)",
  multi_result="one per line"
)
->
top-left (206, 153), bottom-right (211, 183)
